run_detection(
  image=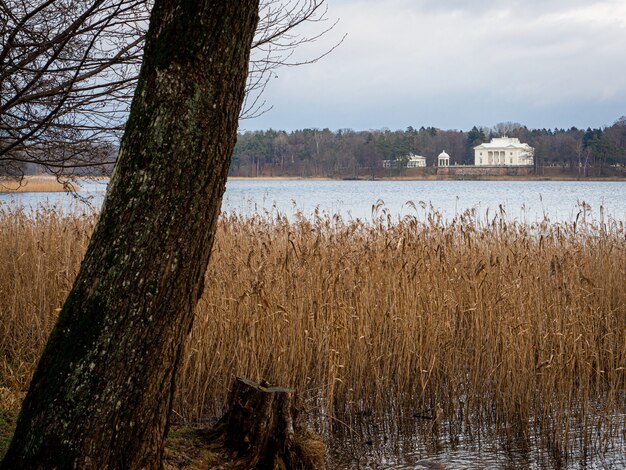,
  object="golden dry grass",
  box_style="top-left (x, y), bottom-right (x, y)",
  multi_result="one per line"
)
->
top-left (0, 207), bottom-right (95, 398)
top-left (0, 176), bottom-right (79, 193)
top-left (0, 206), bottom-right (624, 456)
